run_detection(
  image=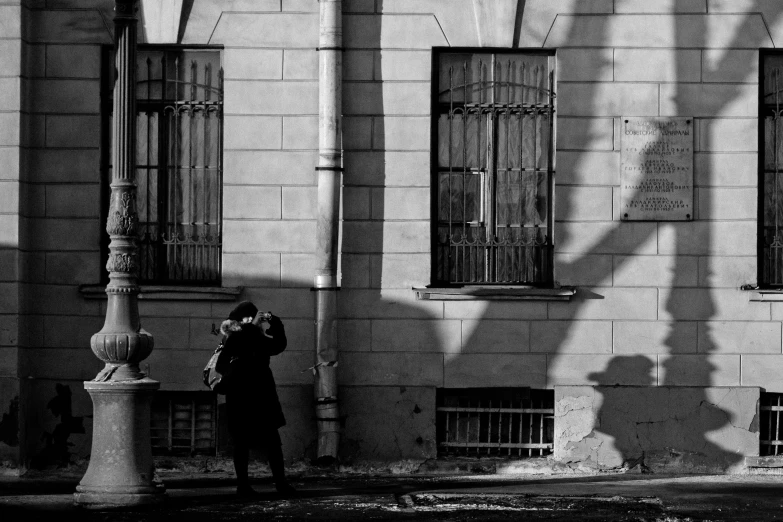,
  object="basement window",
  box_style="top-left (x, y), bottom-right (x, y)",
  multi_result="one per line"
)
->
top-left (151, 391), bottom-right (217, 456)
top-left (761, 392), bottom-right (783, 456)
top-left (436, 388), bottom-right (554, 458)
